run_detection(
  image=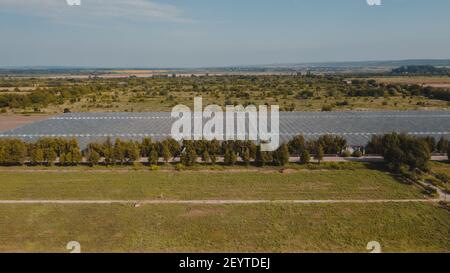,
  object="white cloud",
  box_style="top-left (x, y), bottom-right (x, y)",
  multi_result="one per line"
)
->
top-left (0, 0), bottom-right (188, 23)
